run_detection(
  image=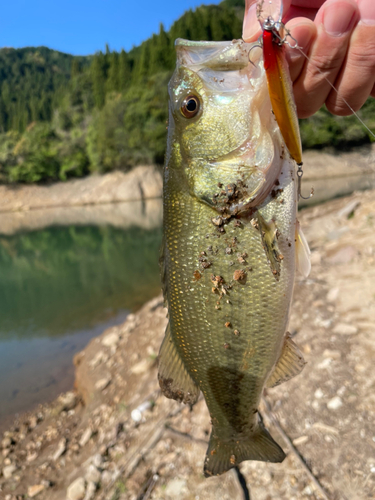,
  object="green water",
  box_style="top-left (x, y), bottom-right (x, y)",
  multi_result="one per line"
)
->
top-left (0, 223), bottom-right (162, 422)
